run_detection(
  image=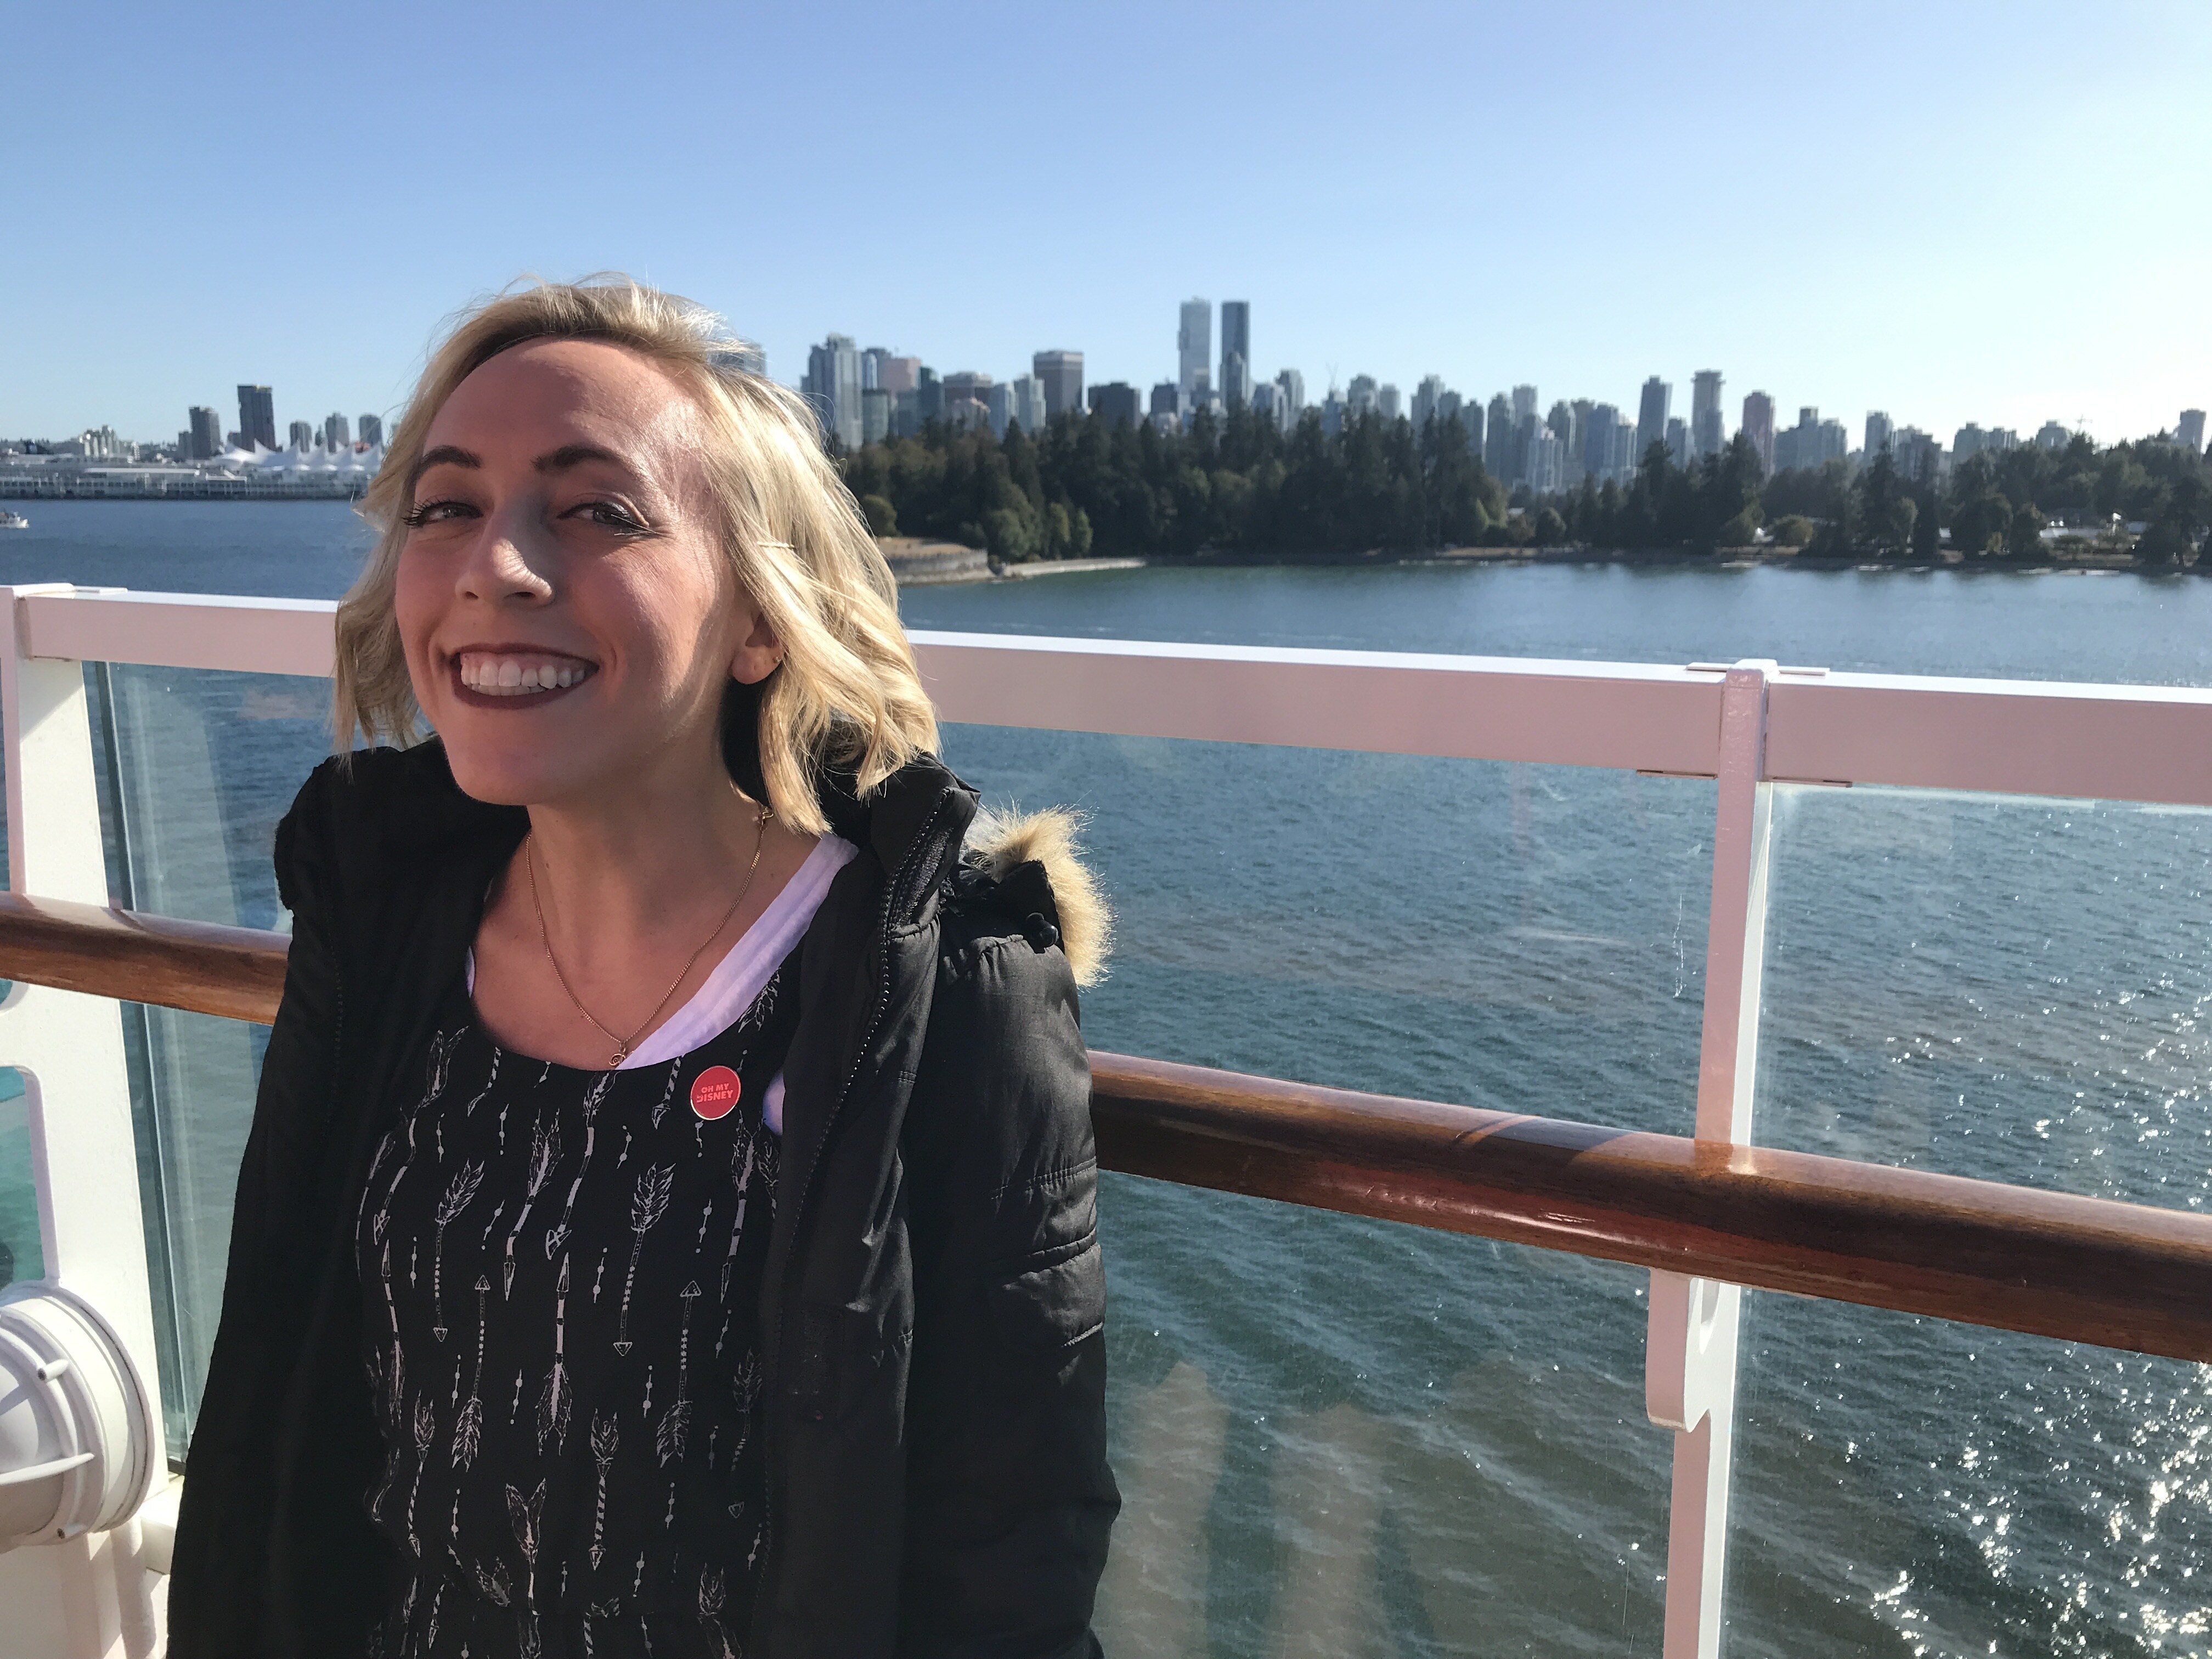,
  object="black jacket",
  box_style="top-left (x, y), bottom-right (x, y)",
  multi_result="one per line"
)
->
top-left (167, 741), bottom-right (1118, 1658)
